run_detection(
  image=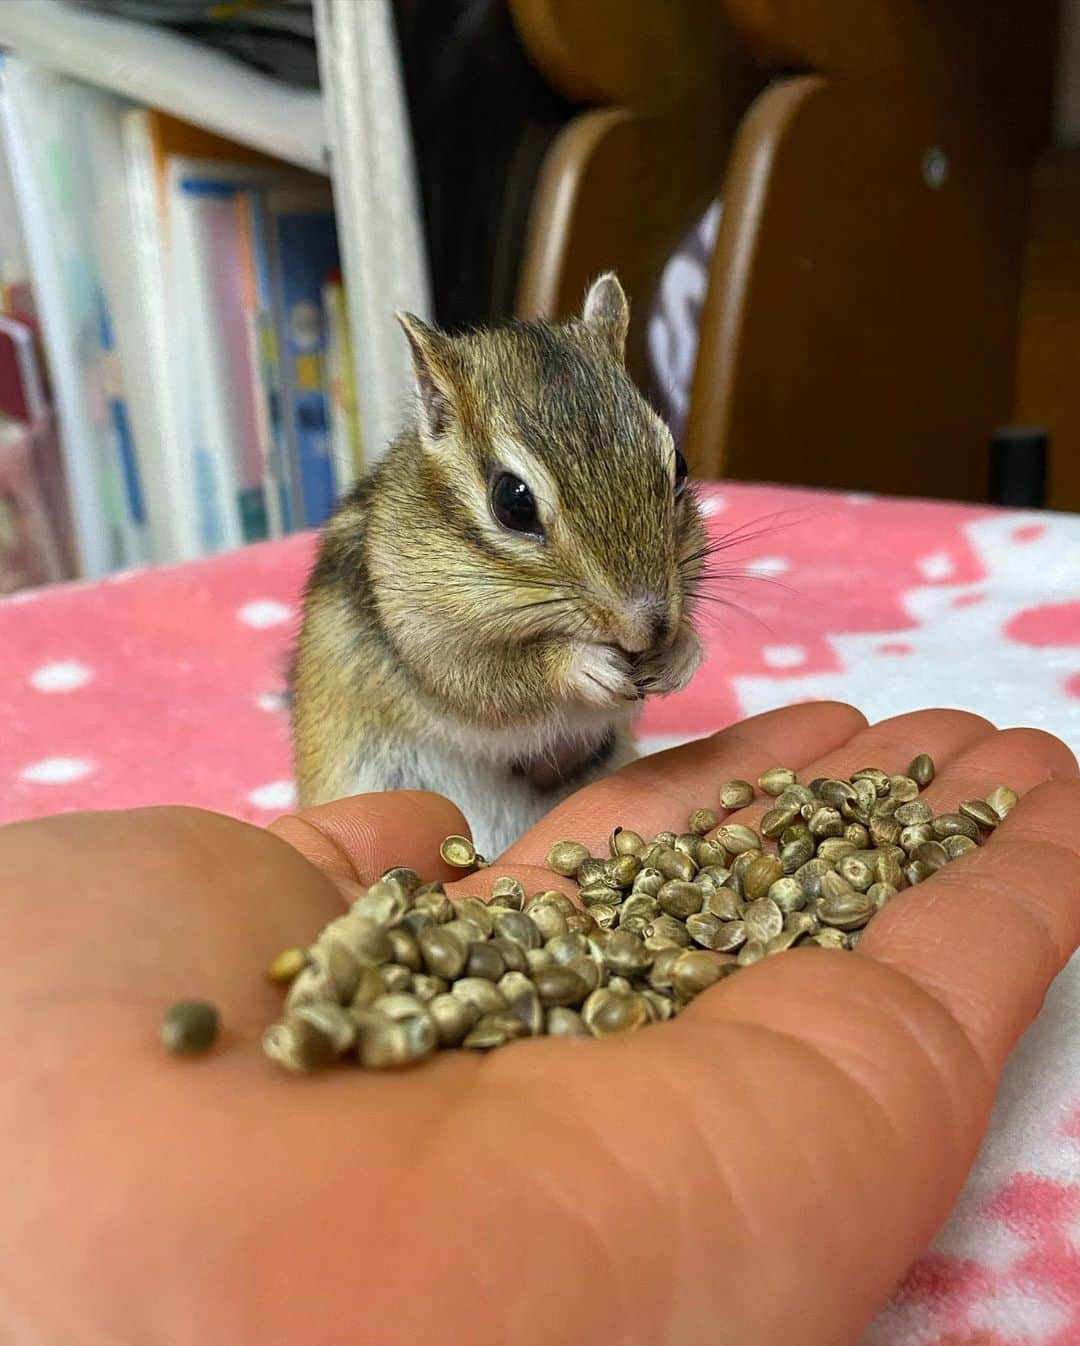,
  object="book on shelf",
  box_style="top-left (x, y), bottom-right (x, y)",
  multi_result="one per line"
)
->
top-left (122, 107), bottom-right (293, 558)
top-left (0, 57), bottom-right (148, 576)
top-left (242, 188), bottom-right (291, 536)
top-left (123, 110), bottom-right (347, 549)
top-left (0, 67), bottom-right (354, 576)
top-left (324, 268), bottom-right (363, 493)
top-left (264, 183), bottom-right (342, 529)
